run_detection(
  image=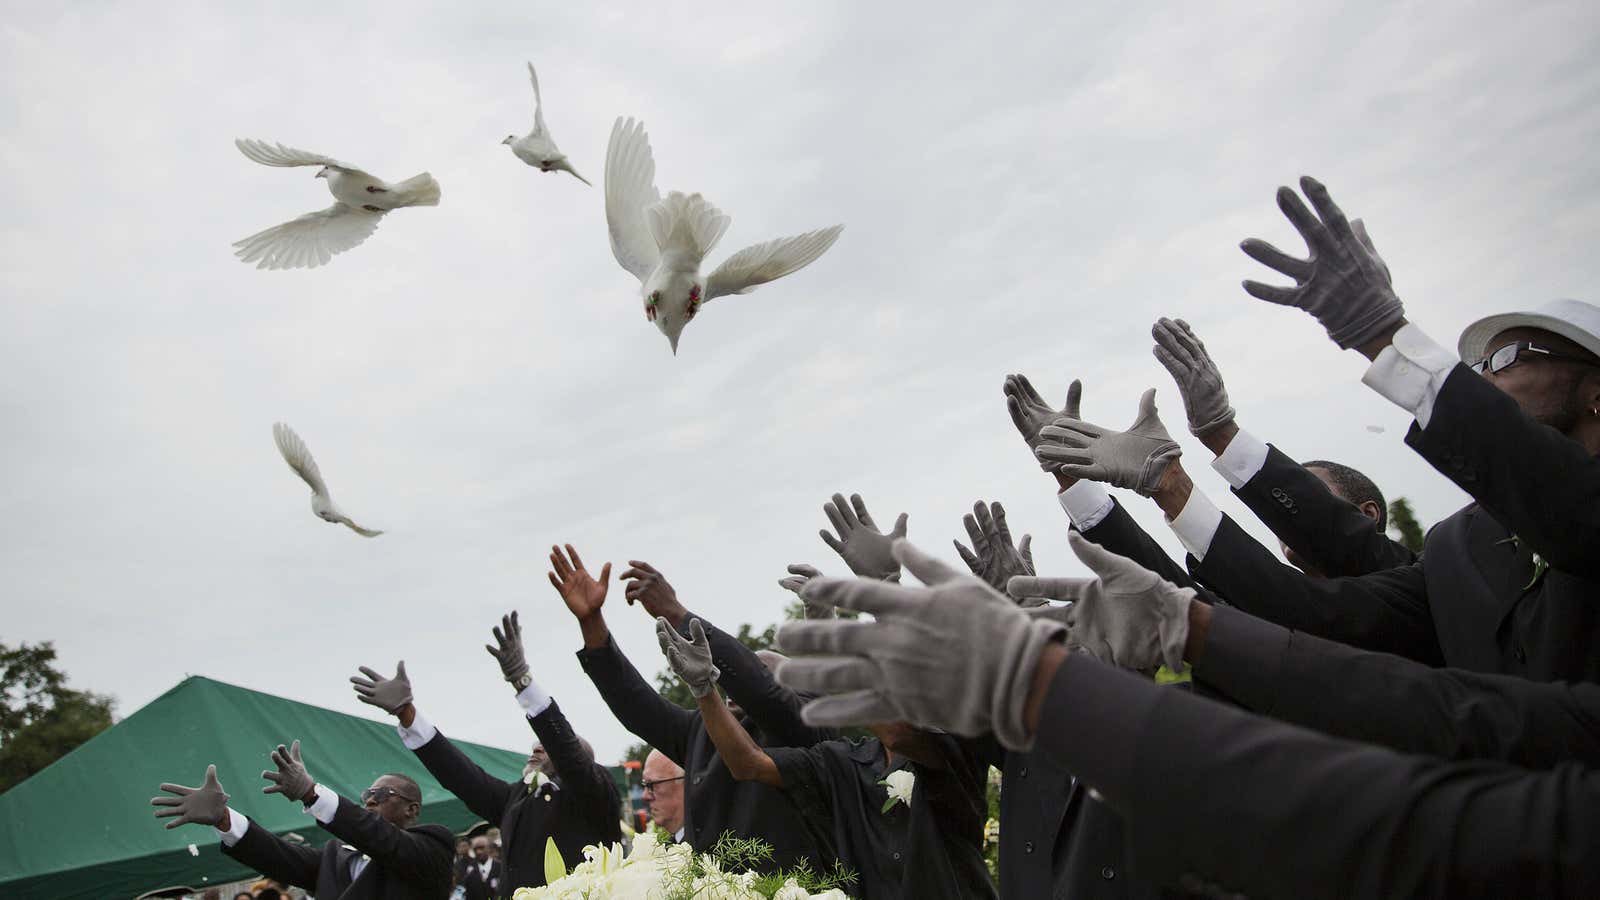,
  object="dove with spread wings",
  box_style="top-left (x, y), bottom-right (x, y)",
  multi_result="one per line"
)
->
top-left (502, 62), bottom-right (589, 185)
top-left (604, 117), bottom-right (843, 354)
top-left (271, 422), bottom-right (383, 537)
top-left (232, 138), bottom-right (440, 270)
